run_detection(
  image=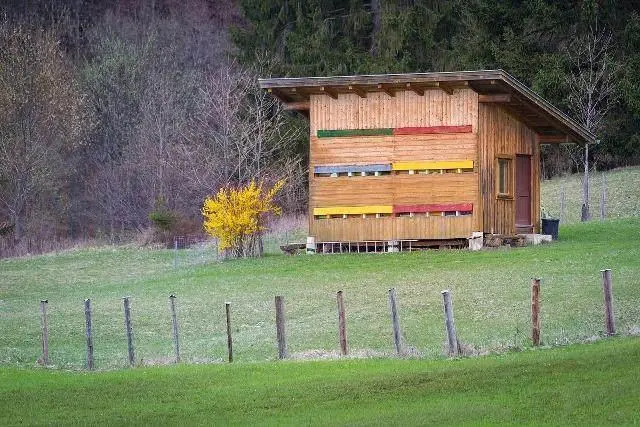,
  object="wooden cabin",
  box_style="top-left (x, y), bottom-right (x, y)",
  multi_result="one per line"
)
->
top-left (259, 70), bottom-right (595, 250)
